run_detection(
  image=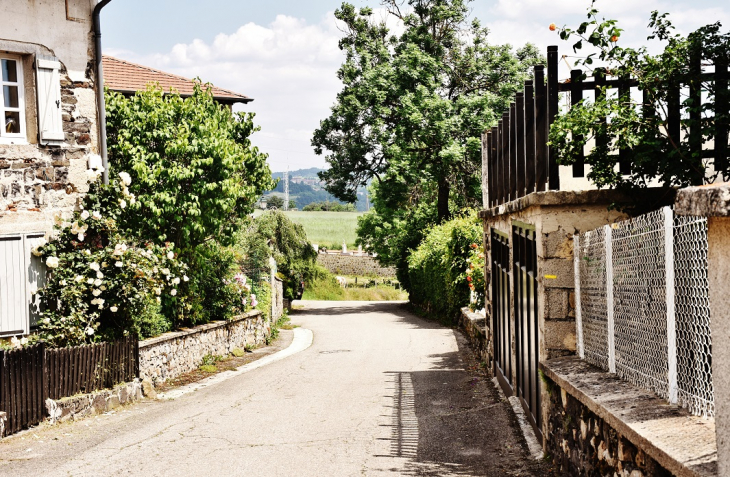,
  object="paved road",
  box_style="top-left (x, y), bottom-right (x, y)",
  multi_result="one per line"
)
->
top-left (0, 301), bottom-right (549, 476)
